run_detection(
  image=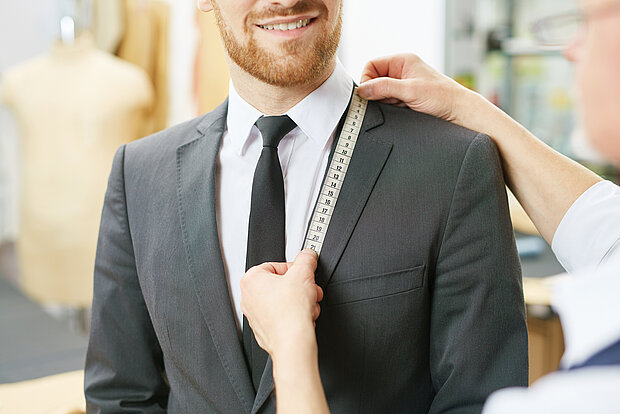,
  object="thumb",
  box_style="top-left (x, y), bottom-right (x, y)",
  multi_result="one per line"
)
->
top-left (358, 77), bottom-right (410, 102)
top-left (289, 249), bottom-right (318, 280)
